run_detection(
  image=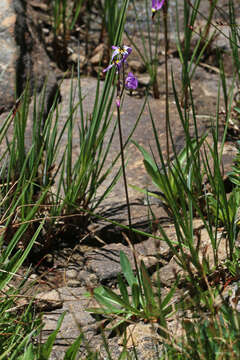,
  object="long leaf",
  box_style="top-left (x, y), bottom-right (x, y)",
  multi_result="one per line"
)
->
top-left (40, 312), bottom-right (66, 359)
top-left (120, 251), bottom-right (136, 287)
top-left (63, 334), bottom-right (83, 360)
